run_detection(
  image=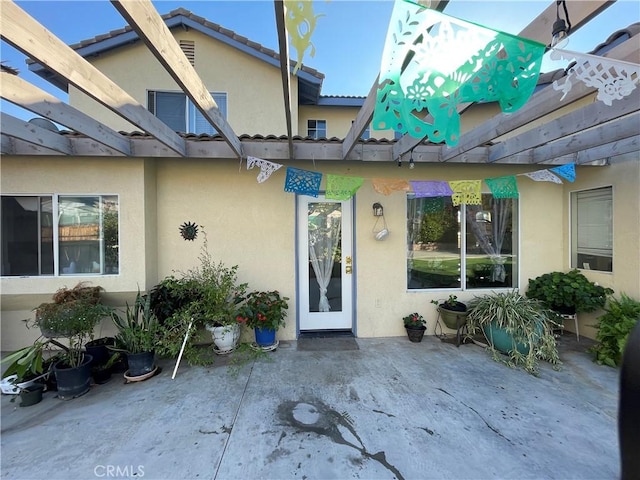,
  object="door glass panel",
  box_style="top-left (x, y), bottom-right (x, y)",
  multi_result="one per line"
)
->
top-left (307, 202), bottom-right (342, 313)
